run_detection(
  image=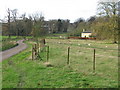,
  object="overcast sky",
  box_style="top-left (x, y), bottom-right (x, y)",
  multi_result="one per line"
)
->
top-left (0, 0), bottom-right (99, 22)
